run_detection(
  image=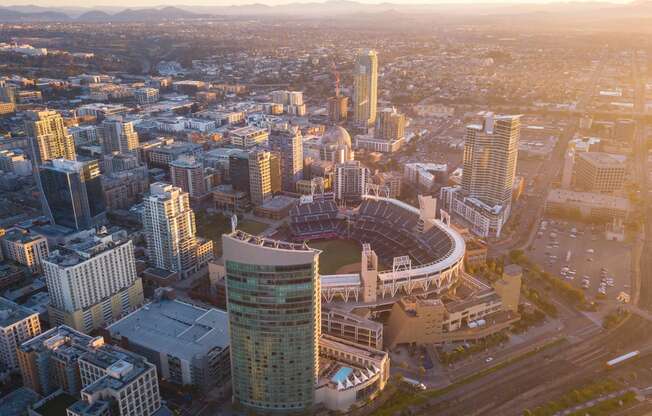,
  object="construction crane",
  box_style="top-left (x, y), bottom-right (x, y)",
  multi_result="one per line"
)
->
top-left (331, 61), bottom-right (340, 97)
